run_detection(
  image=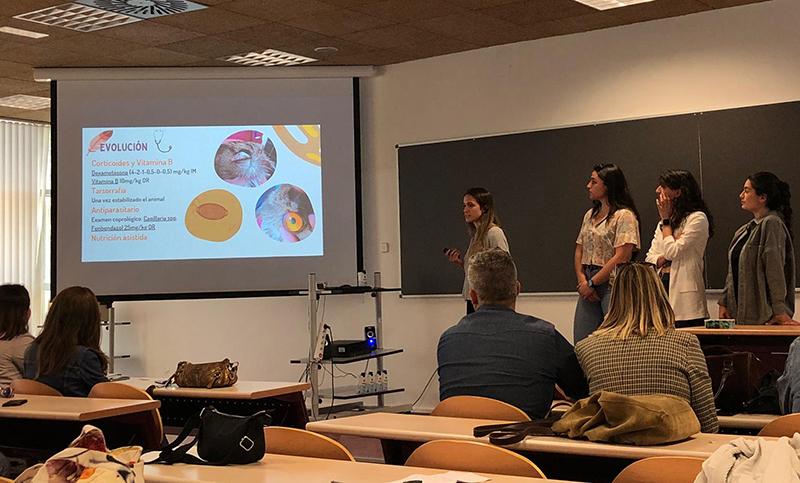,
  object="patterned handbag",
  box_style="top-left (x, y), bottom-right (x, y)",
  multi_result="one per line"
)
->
top-left (167, 359), bottom-right (239, 389)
